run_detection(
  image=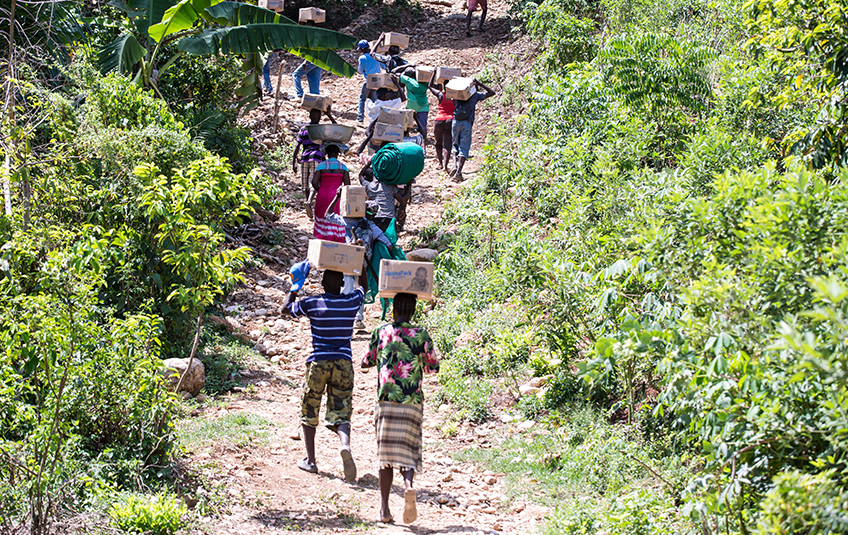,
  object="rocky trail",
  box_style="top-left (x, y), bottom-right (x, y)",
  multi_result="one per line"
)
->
top-left (184, 3), bottom-right (549, 533)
